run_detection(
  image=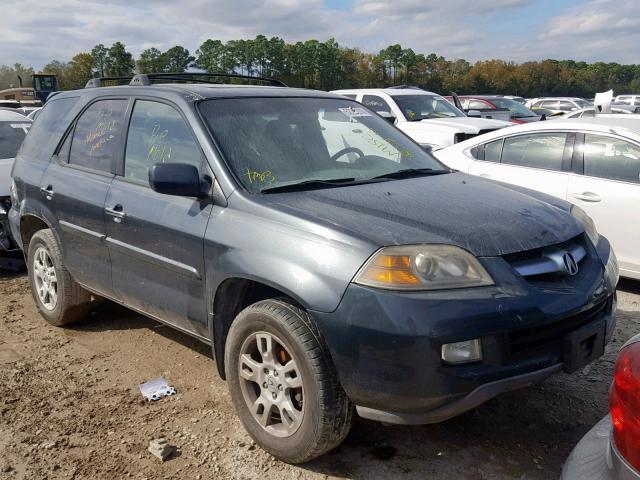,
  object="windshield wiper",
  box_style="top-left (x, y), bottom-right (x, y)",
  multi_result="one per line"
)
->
top-left (261, 177), bottom-right (356, 193)
top-left (368, 168), bottom-right (451, 181)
